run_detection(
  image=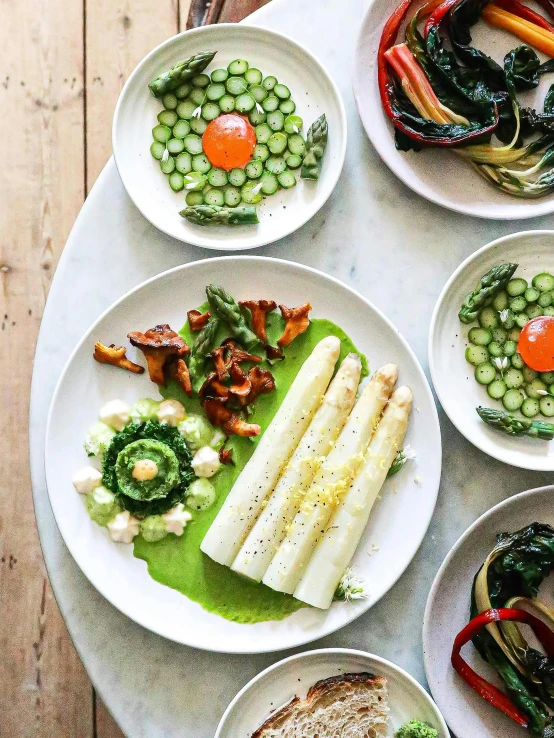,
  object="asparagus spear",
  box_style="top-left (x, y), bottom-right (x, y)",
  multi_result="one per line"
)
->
top-left (301, 114), bottom-right (328, 180)
top-left (188, 317), bottom-right (220, 388)
top-left (149, 52), bottom-right (216, 98)
top-left (458, 263), bottom-right (518, 324)
top-left (179, 205), bottom-right (259, 226)
top-left (206, 285), bottom-right (262, 352)
top-left (477, 406), bottom-right (554, 440)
